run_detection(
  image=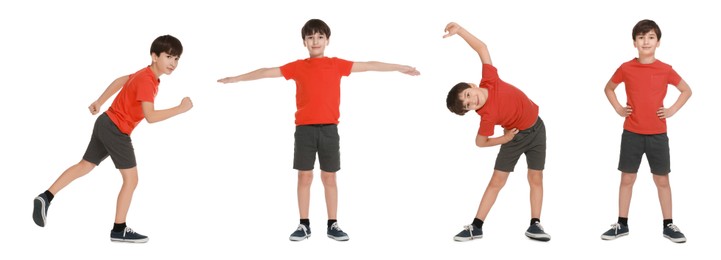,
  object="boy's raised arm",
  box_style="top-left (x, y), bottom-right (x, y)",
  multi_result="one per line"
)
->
top-left (443, 22), bottom-right (492, 65)
top-left (350, 61), bottom-right (420, 76)
top-left (88, 75), bottom-right (129, 115)
top-left (217, 67), bottom-right (283, 84)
